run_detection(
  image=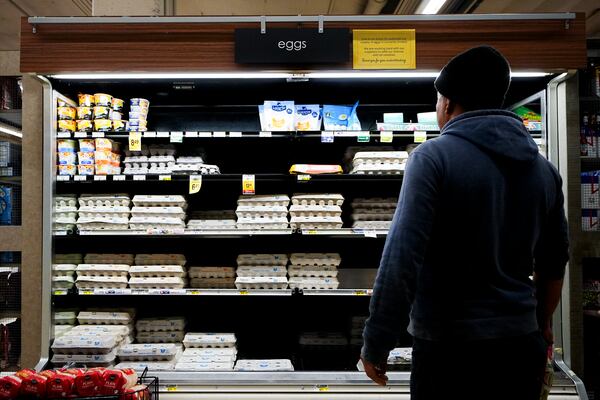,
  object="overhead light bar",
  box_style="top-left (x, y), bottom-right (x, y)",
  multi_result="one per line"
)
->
top-left (417, 0), bottom-right (448, 14)
top-left (0, 125), bottom-right (23, 139)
